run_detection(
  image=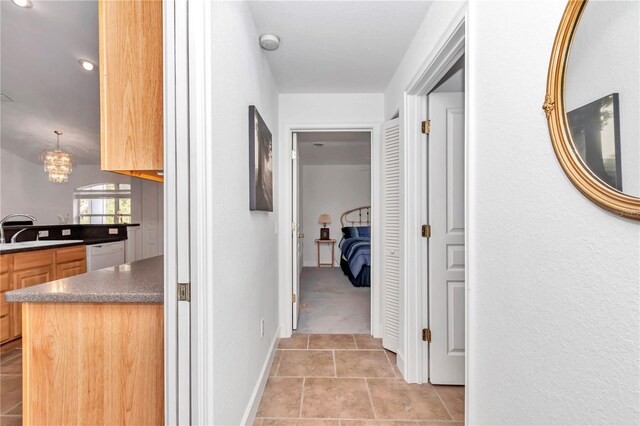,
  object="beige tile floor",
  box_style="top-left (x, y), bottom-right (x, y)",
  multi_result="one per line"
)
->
top-left (256, 334), bottom-right (464, 426)
top-left (1, 339), bottom-right (22, 426)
